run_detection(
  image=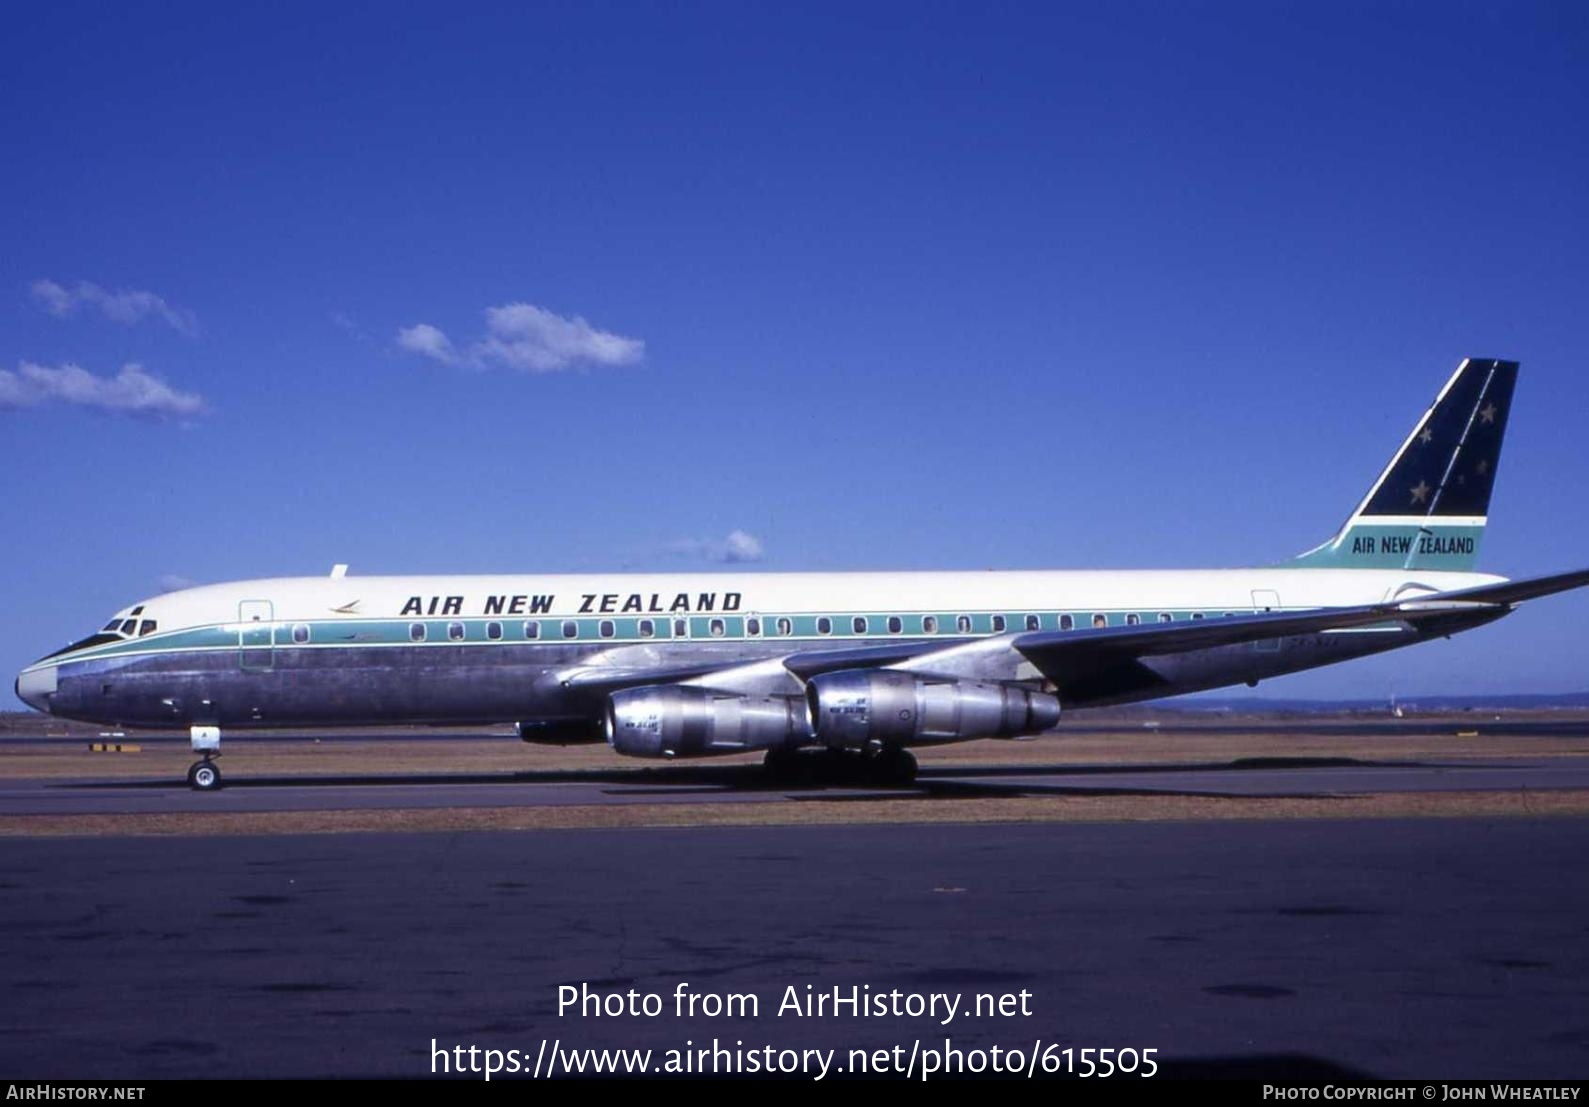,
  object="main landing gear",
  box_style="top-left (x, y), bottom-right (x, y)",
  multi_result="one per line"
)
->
top-left (762, 746), bottom-right (919, 787)
top-left (866, 746), bottom-right (919, 786)
top-left (187, 725), bottom-right (223, 791)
